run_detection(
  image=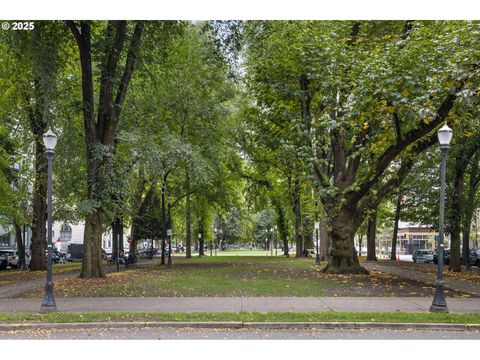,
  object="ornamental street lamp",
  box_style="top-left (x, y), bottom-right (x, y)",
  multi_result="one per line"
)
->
top-left (167, 195), bottom-right (173, 269)
top-left (430, 123), bottom-right (453, 313)
top-left (285, 235), bottom-right (289, 257)
top-left (41, 129), bottom-right (57, 312)
top-left (314, 201), bottom-right (321, 265)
